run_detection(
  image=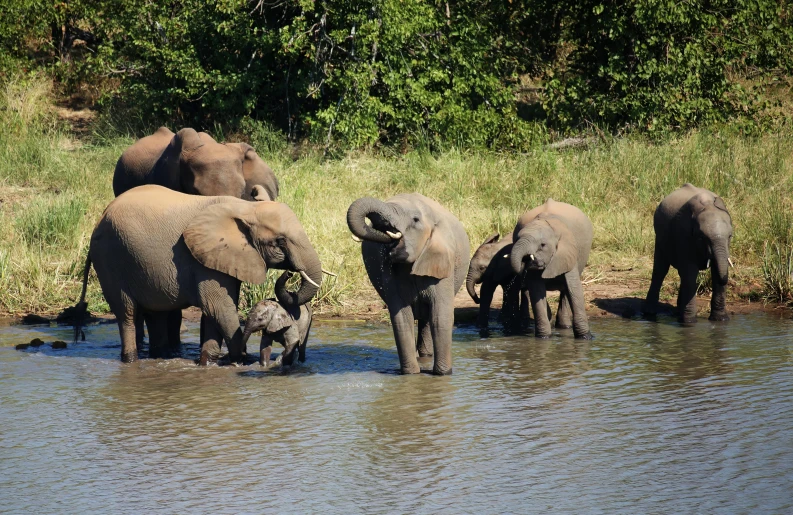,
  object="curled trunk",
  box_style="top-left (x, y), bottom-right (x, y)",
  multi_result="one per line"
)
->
top-left (347, 197), bottom-right (400, 243)
top-left (466, 270), bottom-right (481, 304)
top-left (510, 237), bottom-right (531, 275)
top-left (276, 235), bottom-right (323, 307)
